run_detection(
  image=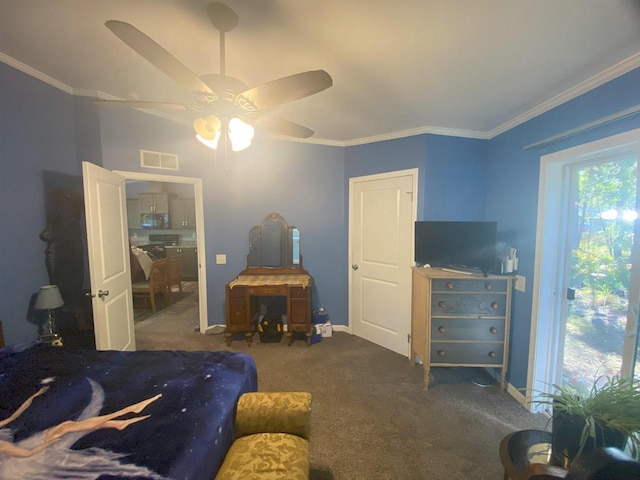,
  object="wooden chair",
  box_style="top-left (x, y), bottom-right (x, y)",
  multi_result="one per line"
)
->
top-left (132, 258), bottom-right (169, 312)
top-left (166, 255), bottom-right (183, 303)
